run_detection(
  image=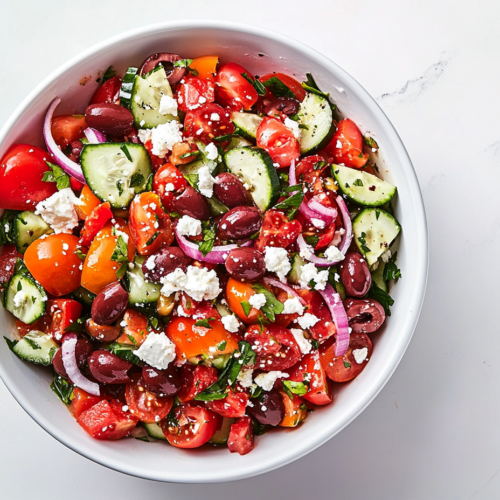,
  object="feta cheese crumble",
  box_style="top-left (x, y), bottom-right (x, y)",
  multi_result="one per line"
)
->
top-left (221, 314), bottom-right (240, 333)
top-left (135, 332), bottom-right (176, 370)
top-left (352, 347), bottom-right (368, 364)
top-left (284, 117), bottom-right (301, 140)
top-left (311, 218), bottom-right (325, 229)
top-left (13, 291), bottom-right (27, 308)
top-left (380, 248), bottom-right (392, 263)
top-left (210, 113), bottom-right (220, 121)
top-left (35, 188), bottom-right (79, 234)
top-left (141, 121), bottom-right (183, 158)
top-left (264, 247), bottom-right (291, 282)
top-left (297, 313), bottom-right (320, 330)
top-left (197, 166), bottom-right (215, 198)
top-left (248, 293), bottom-right (266, 310)
top-left (176, 215), bottom-right (202, 237)
top-left (324, 245), bottom-right (345, 262)
top-left (290, 328), bottom-right (312, 355)
top-left (160, 265), bottom-right (221, 302)
top-left (204, 142), bottom-right (218, 160)
top-left (282, 297), bottom-right (304, 315)
top-left (255, 371), bottom-right (289, 391)
top-left (159, 95), bottom-right (178, 116)
top-left (299, 262), bottom-right (329, 290)
top-left (237, 368), bottom-right (254, 388)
